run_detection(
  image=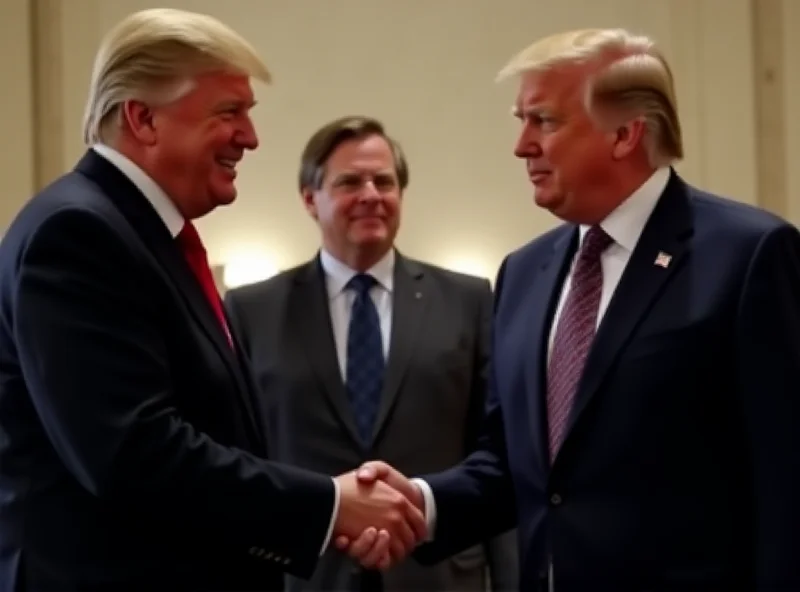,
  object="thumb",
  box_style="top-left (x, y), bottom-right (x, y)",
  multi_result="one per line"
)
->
top-left (357, 460), bottom-right (390, 482)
